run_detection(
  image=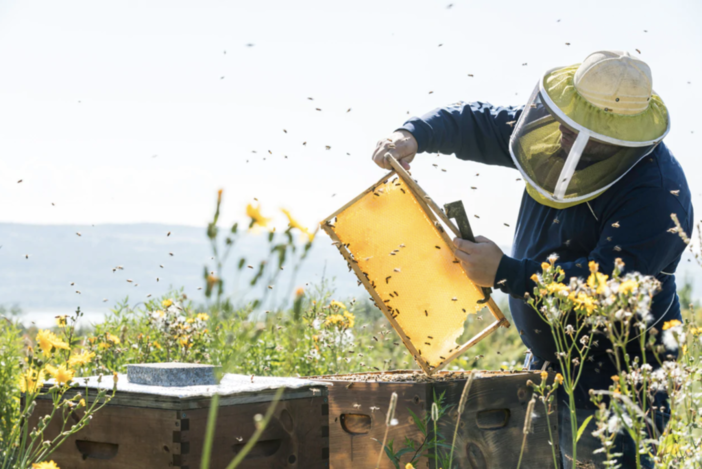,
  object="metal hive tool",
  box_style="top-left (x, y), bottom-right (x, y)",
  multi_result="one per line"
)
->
top-left (320, 155), bottom-right (510, 375)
